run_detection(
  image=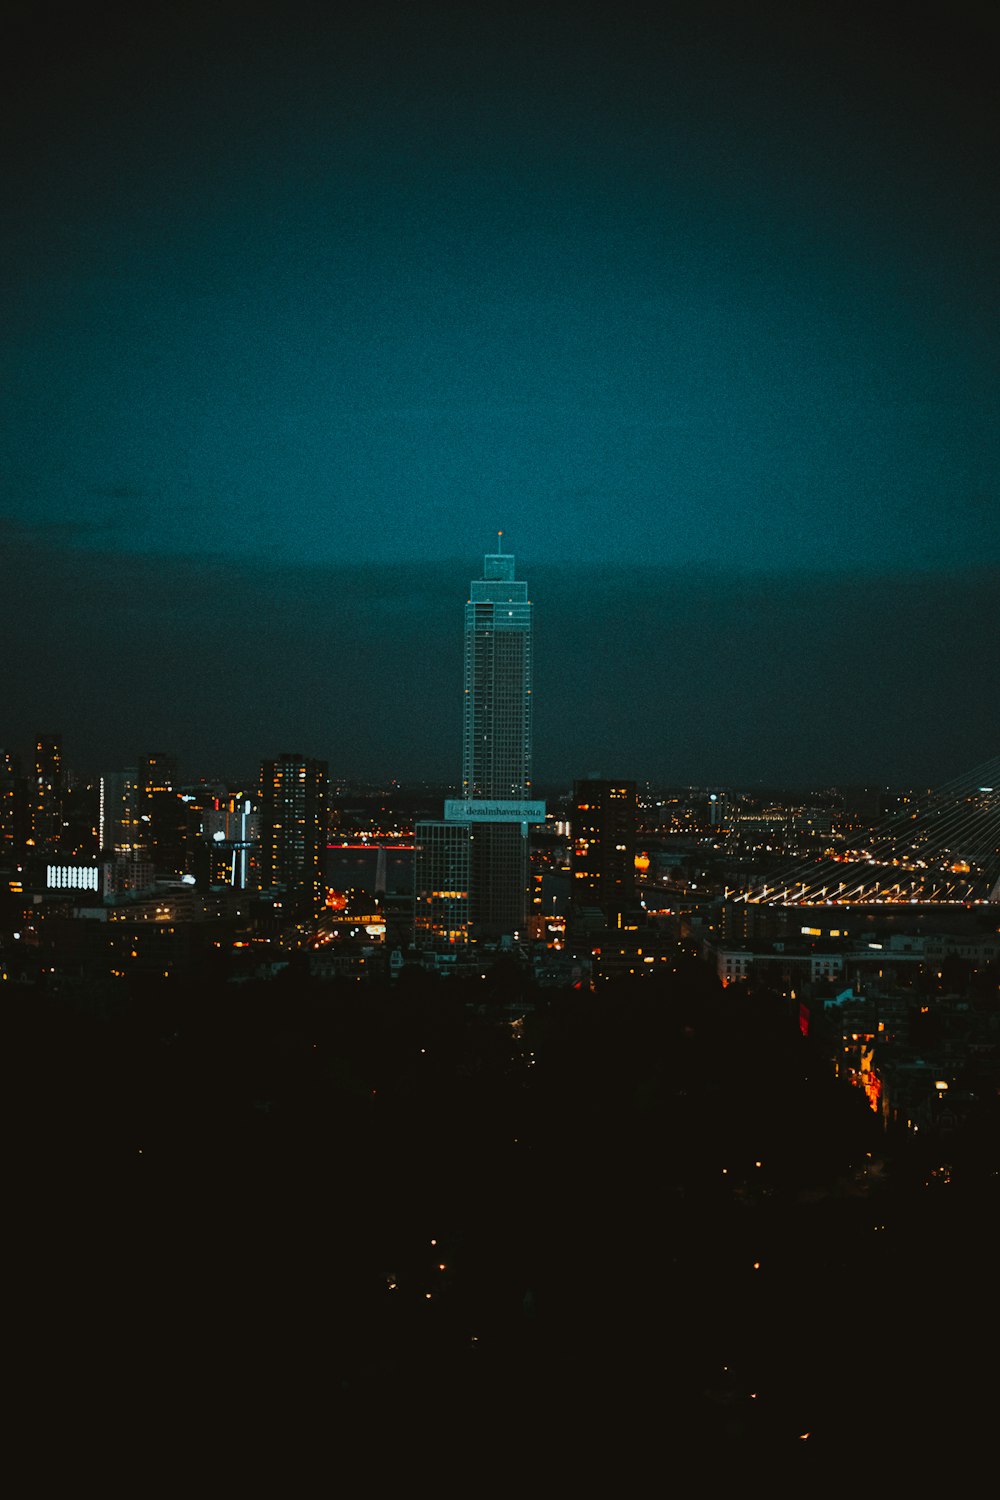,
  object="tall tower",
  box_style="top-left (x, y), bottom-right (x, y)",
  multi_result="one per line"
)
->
top-left (462, 546), bottom-right (533, 801)
top-left (462, 544), bottom-right (533, 939)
